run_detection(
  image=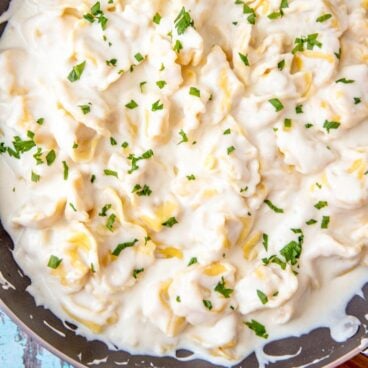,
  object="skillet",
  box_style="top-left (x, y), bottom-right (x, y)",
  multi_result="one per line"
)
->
top-left (0, 1), bottom-right (367, 367)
